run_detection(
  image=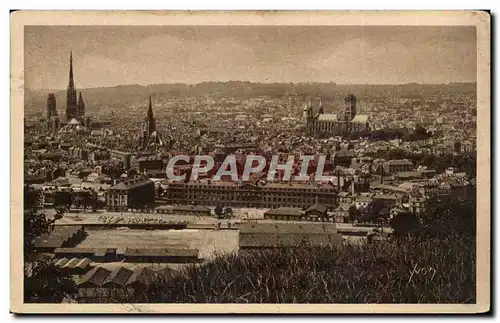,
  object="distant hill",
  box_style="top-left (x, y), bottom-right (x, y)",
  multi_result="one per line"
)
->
top-left (24, 81), bottom-right (476, 116)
